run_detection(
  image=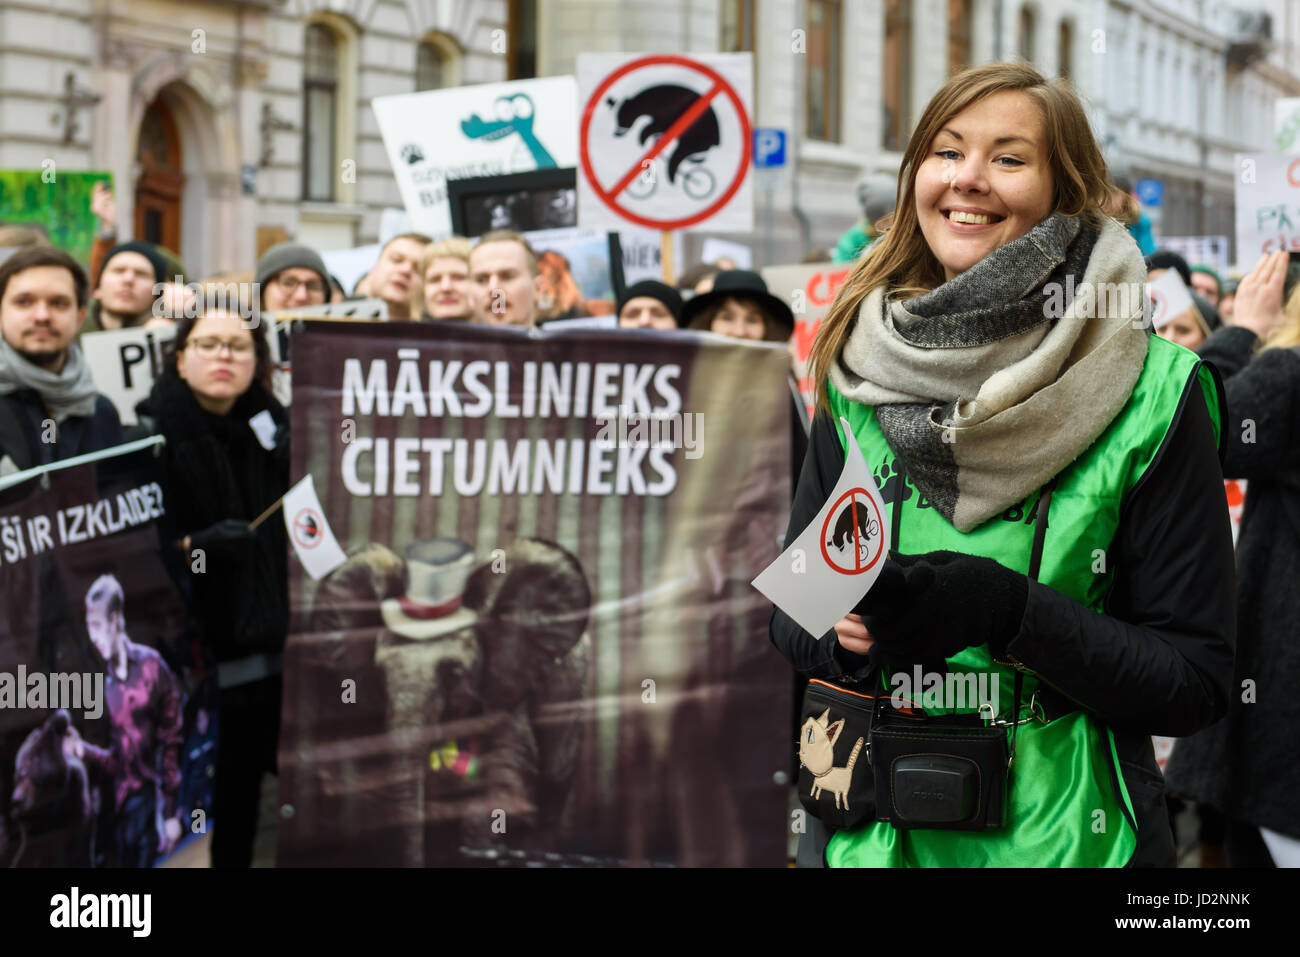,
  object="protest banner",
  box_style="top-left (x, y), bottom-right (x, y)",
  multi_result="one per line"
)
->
top-left (373, 76), bottom-right (579, 239)
top-left (1234, 152), bottom-right (1300, 261)
top-left (761, 261), bottom-right (855, 418)
top-left (0, 441), bottom-right (217, 867)
top-left (277, 320), bottom-right (794, 866)
top-left (577, 53), bottom-right (754, 234)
